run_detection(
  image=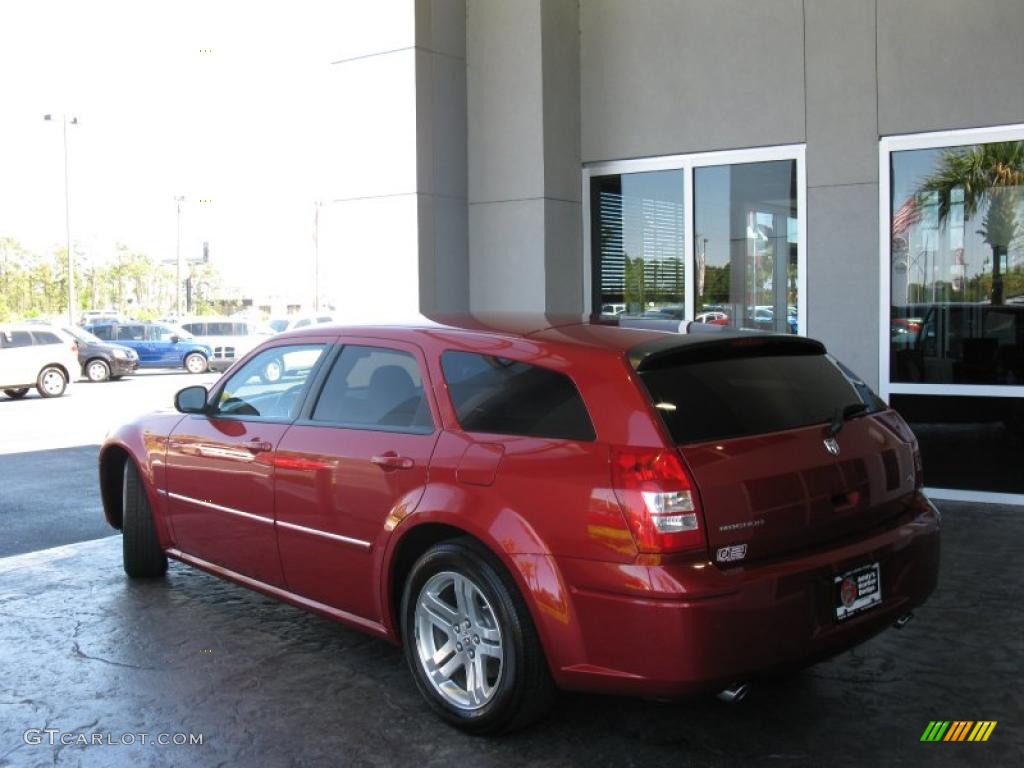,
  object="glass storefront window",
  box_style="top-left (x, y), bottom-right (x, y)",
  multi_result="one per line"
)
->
top-left (588, 150), bottom-right (802, 334)
top-left (889, 140), bottom-right (1024, 385)
top-left (694, 160), bottom-right (798, 334)
top-left (590, 170), bottom-right (685, 319)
